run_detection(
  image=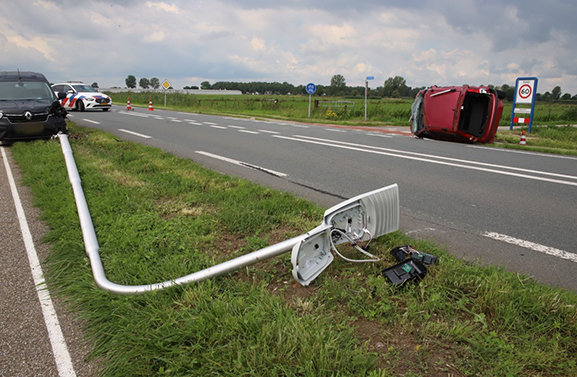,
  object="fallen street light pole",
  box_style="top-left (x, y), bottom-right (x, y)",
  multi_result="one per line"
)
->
top-left (58, 133), bottom-right (399, 294)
